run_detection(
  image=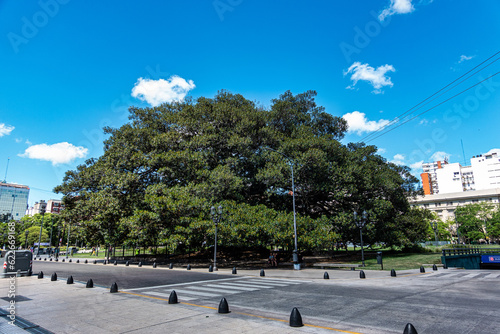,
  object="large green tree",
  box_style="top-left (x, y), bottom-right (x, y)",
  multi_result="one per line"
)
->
top-left (55, 90), bottom-right (420, 253)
